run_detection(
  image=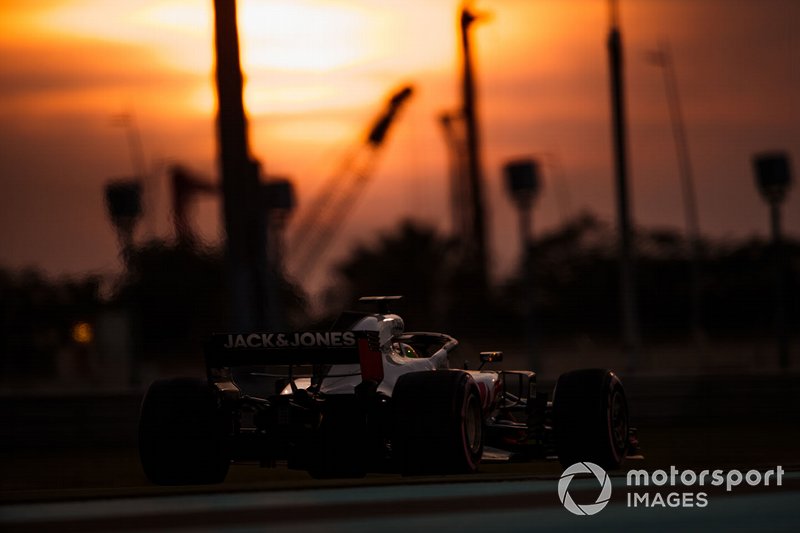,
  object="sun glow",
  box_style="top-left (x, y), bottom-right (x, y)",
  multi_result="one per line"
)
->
top-left (130, 0), bottom-right (390, 73)
top-left (18, 1), bottom-right (453, 117)
top-left (238, 1), bottom-right (377, 73)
